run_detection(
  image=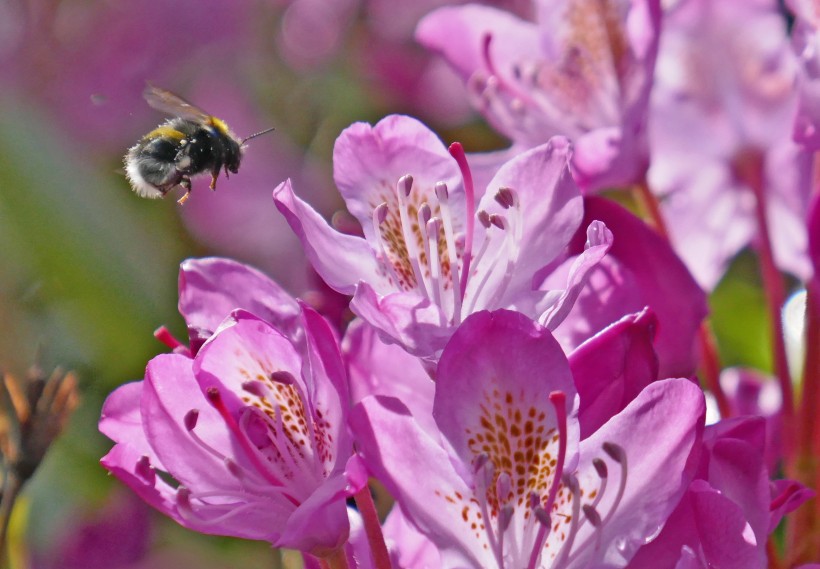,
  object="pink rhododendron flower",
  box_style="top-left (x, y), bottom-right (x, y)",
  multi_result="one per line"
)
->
top-left (628, 417), bottom-right (813, 568)
top-left (352, 309), bottom-right (705, 568)
top-left (544, 196), bottom-right (707, 378)
top-left (648, 0), bottom-right (812, 289)
top-left (100, 306), bottom-right (365, 556)
top-left (416, 0), bottom-right (662, 191)
top-left (275, 114), bottom-right (612, 360)
top-left (788, 0), bottom-right (820, 149)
